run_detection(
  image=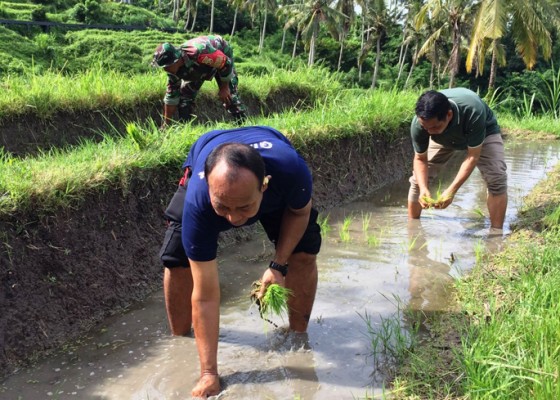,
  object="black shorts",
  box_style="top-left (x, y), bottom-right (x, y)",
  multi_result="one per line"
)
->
top-left (159, 175), bottom-right (322, 268)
